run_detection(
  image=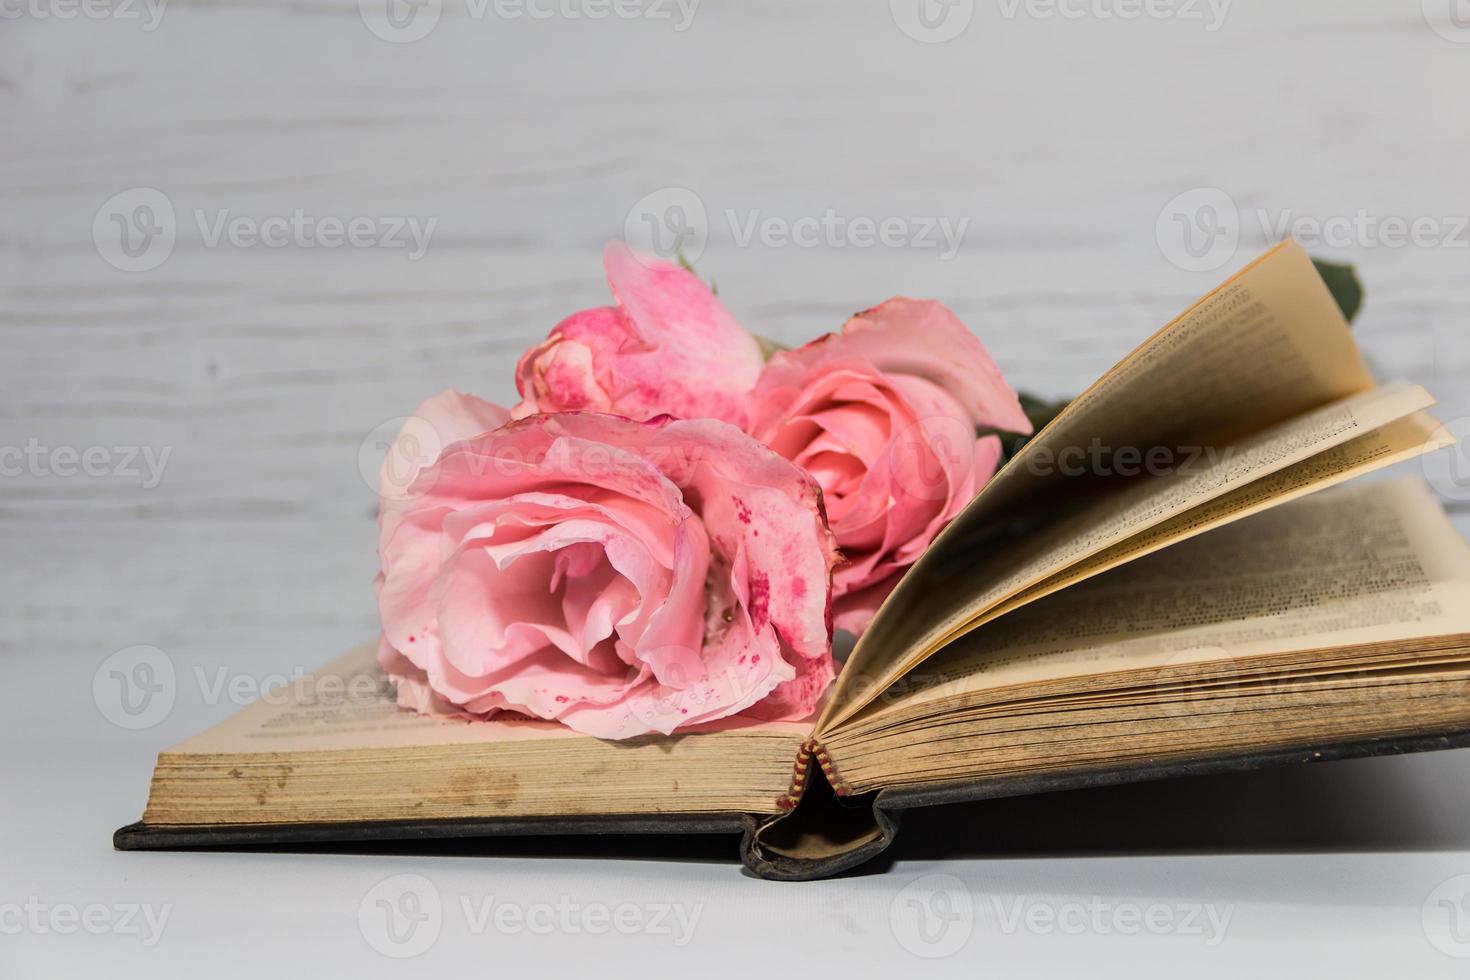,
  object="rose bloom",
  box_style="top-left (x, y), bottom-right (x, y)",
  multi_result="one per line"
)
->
top-left (375, 390), bottom-right (838, 739)
top-left (512, 242), bottom-right (765, 427)
top-left (745, 299), bottom-right (1032, 634)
